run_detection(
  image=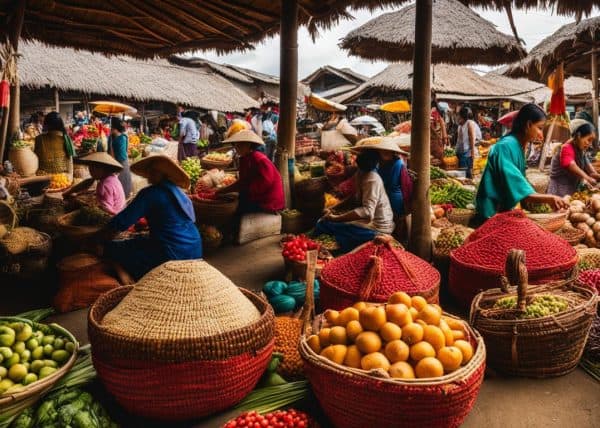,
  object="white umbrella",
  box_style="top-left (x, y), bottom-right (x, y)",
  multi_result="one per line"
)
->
top-left (350, 115), bottom-right (382, 126)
